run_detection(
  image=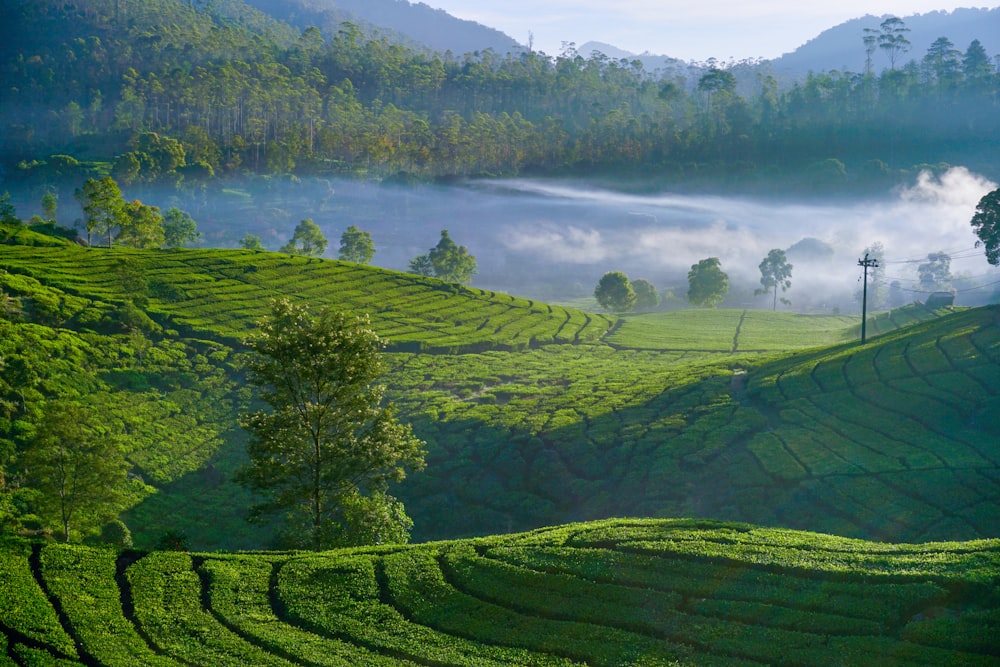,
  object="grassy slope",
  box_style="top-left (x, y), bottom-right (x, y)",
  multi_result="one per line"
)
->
top-left (2, 241), bottom-right (997, 552)
top-left (2, 518), bottom-right (999, 666)
top-left (0, 245), bottom-right (613, 351)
